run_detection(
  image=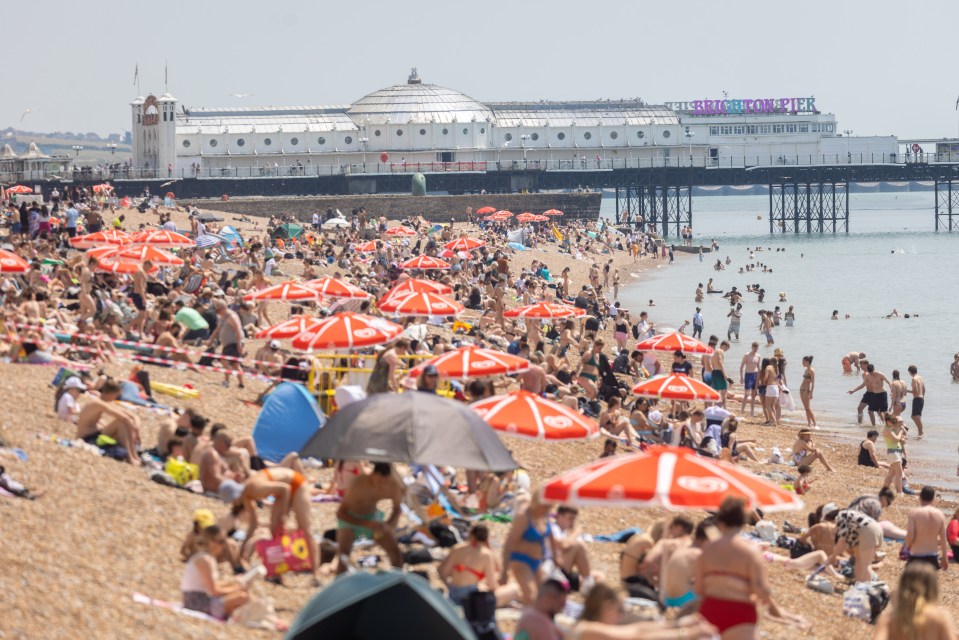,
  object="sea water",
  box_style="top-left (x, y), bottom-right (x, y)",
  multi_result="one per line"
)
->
top-left (600, 191), bottom-right (959, 487)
